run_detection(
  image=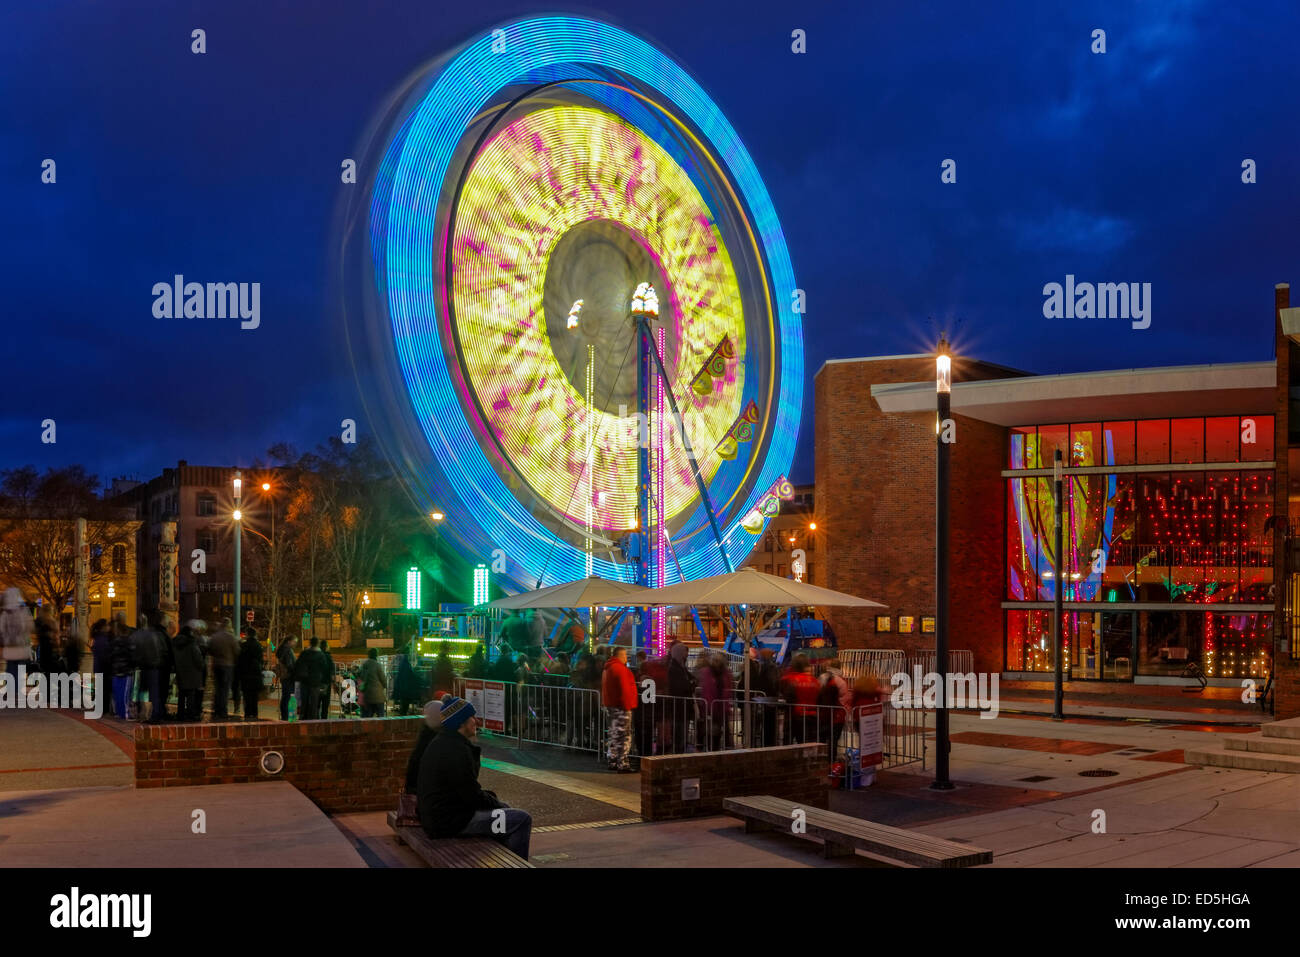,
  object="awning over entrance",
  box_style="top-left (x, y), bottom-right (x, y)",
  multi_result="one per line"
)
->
top-left (870, 360), bottom-right (1274, 425)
